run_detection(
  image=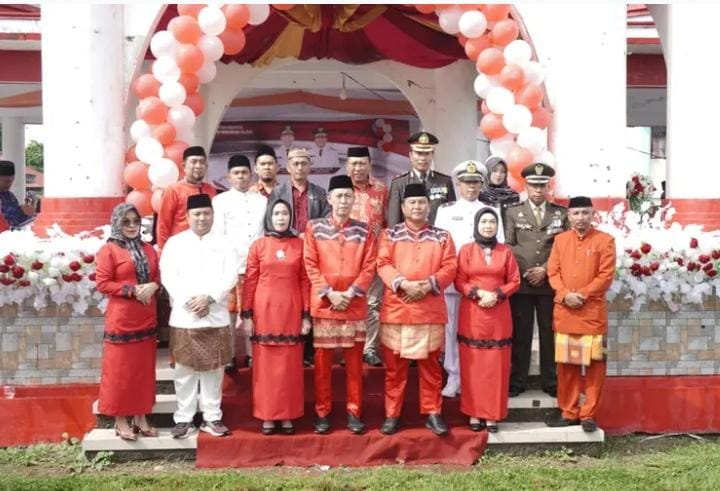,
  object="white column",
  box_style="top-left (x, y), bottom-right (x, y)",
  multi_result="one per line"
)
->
top-left (650, 4), bottom-right (720, 199)
top-left (432, 61), bottom-right (479, 175)
top-left (1, 117), bottom-right (26, 199)
top-left (41, 4), bottom-right (125, 198)
top-left (517, 4), bottom-right (627, 197)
